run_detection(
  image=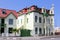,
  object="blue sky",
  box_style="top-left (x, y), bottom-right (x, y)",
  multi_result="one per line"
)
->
top-left (0, 0), bottom-right (60, 27)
